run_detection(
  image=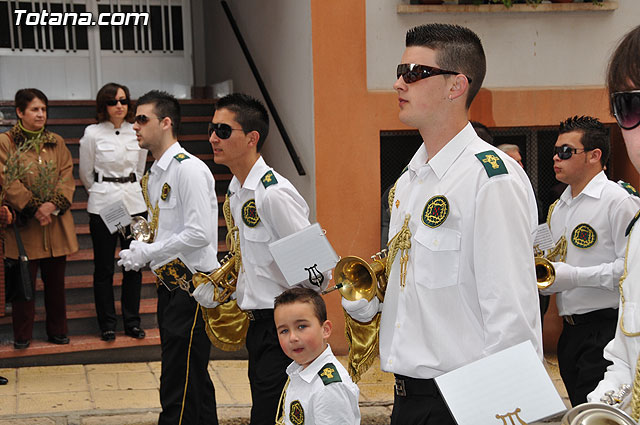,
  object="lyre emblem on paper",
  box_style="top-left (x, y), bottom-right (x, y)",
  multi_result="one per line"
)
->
top-left (495, 408), bottom-right (528, 425)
